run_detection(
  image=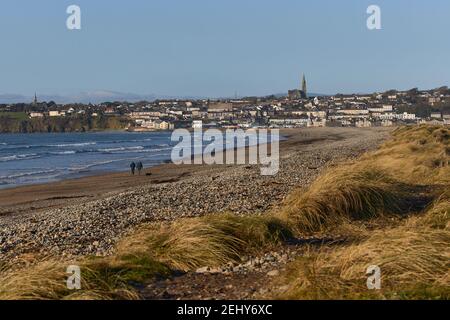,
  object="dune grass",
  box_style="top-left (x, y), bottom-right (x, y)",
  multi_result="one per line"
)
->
top-left (138, 214), bottom-right (292, 271)
top-left (271, 125), bottom-right (450, 300)
top-left (0, 125), bottom-right (448, 300)
top-left (366, 125), bottom-right (450, 184)
top-left (278, 125), bottom-right (449, 234)
top-left (278, 167), bottom-right (408, 233)
top-left (274, 230), bottom-right (450, 300)
top-left (407, 191), bottom-right (449, 231)
top-left (0, 254), bottom-right (168, 300)
top-left (273, 199), bottom-right (450, 300)
top-left (0, 214), bottom-right (291, 299)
